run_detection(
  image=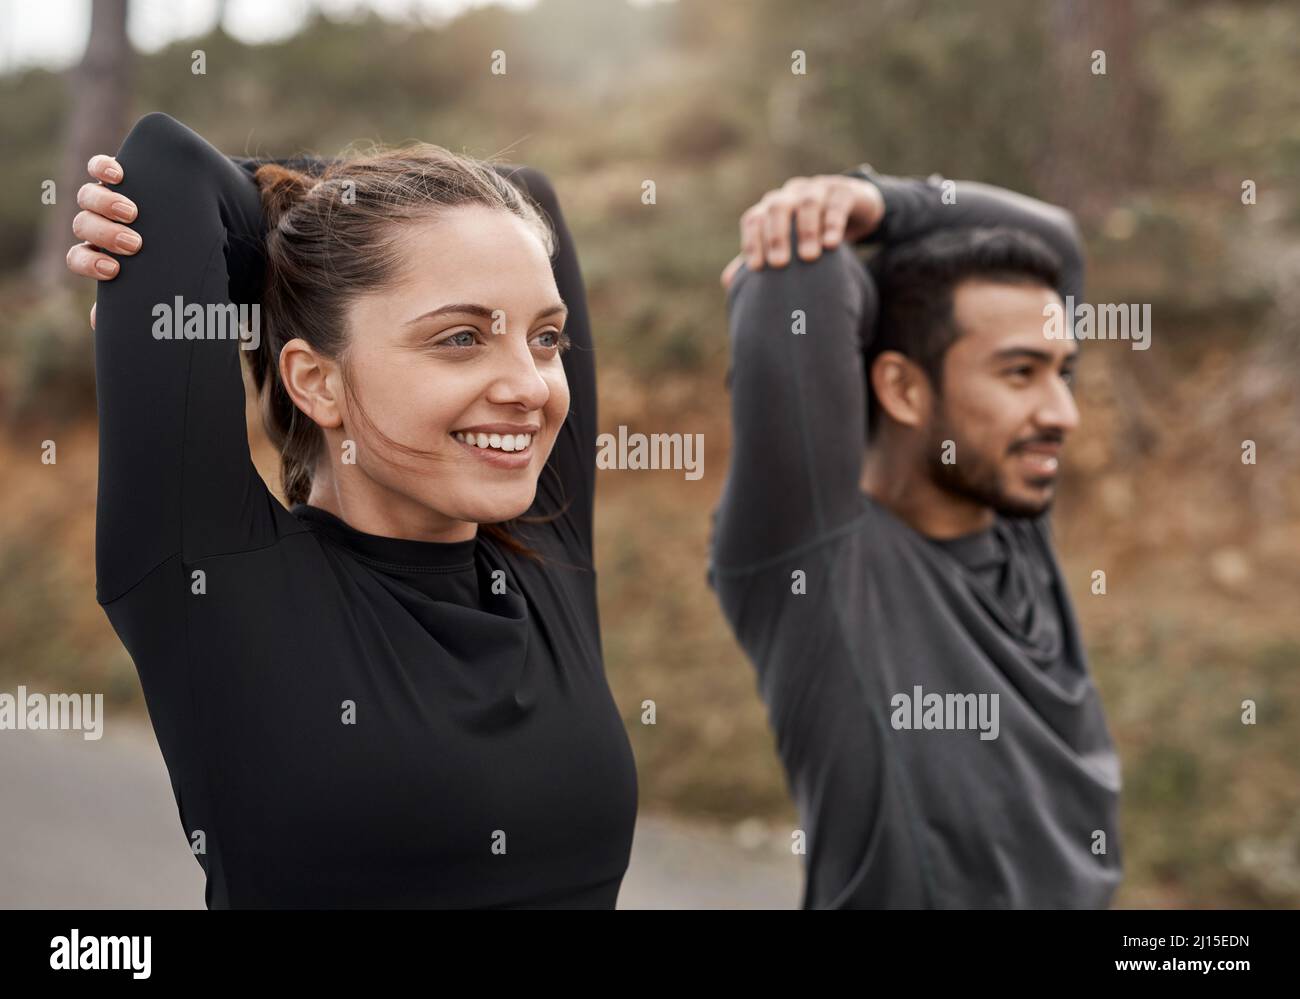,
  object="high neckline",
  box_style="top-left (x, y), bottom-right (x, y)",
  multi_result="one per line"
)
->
top-left (291, 503), bottom-right (478, 570)
top-left (862, 492), bottom-right (1006, 573)
top-left (926, 521), bottom-right (1006, 573)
